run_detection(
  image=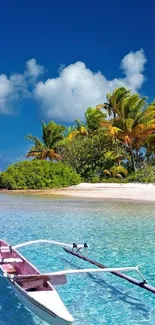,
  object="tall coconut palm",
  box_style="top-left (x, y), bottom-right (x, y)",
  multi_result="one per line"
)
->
top-left (26, 121), bottom-right (65, 160)
top-left (103, 87), bottom-right (131, 120)
top-left (144, 134), bottom-right (155, 164)
top-left (145, 134), bottom-right (155, 154)
top-left (111, 93), bottom-right (155, 171)
top-left (85, 107), bottom-right (107, 132)
top-left (66, 107), bottom-right (107, 140)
